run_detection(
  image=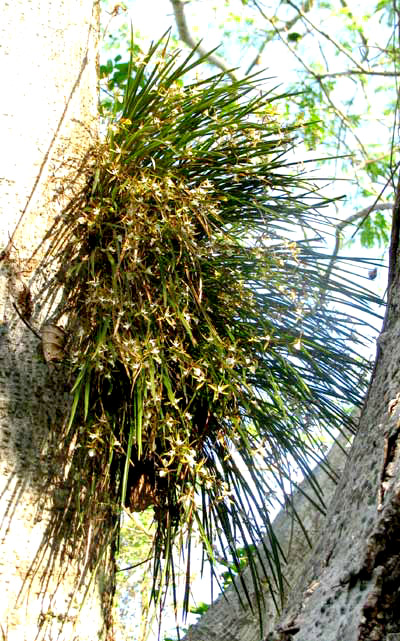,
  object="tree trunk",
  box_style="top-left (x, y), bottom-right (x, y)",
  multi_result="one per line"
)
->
top-left (268, 185), bottom-right (400, 641)
top-left (184, 193), bottom-right (400, 640)
top-left (0, 3), bottom-right (115, 640)
top-left (182, 430), bottom-right (351, 640)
